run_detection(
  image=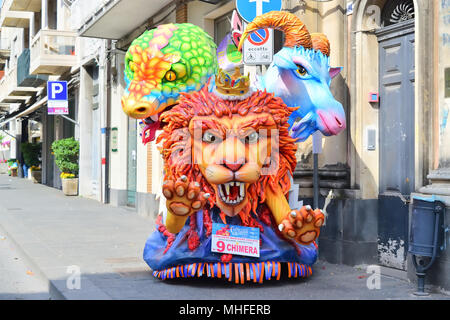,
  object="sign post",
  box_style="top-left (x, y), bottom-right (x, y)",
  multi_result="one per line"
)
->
top-left (236, 0), bottom-right (282, 23)
top-left (236, 0), bottom-right (282, 65)
top-left (47, 81), bottom-right (68, 115)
